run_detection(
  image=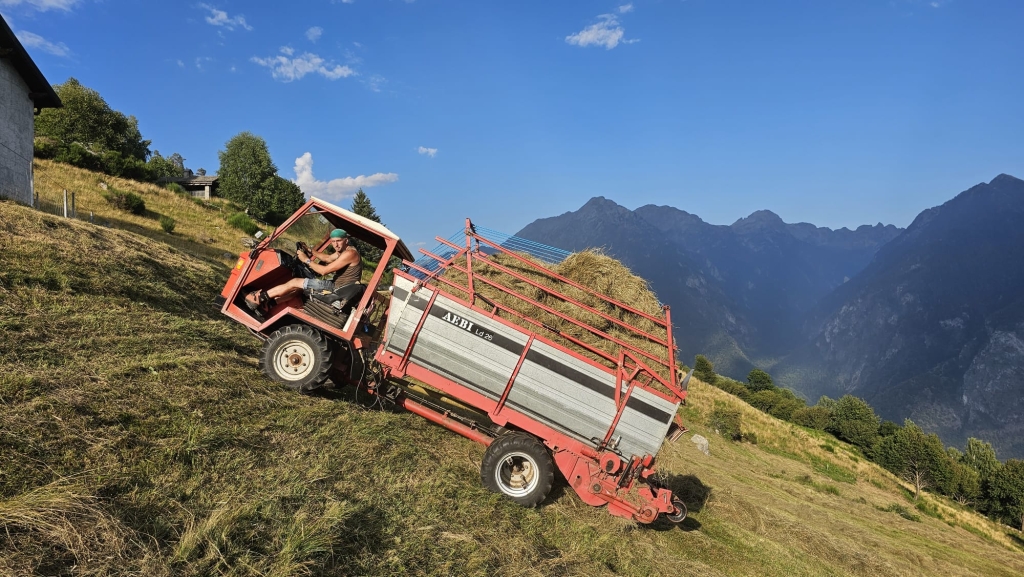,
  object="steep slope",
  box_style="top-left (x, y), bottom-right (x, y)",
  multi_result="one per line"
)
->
top-left (4, 199), bottom-right (1022, 575)
top-left (30, 158), bottom-right (245, 261)
top-left (776, 174), bottom-right (1024, 457)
